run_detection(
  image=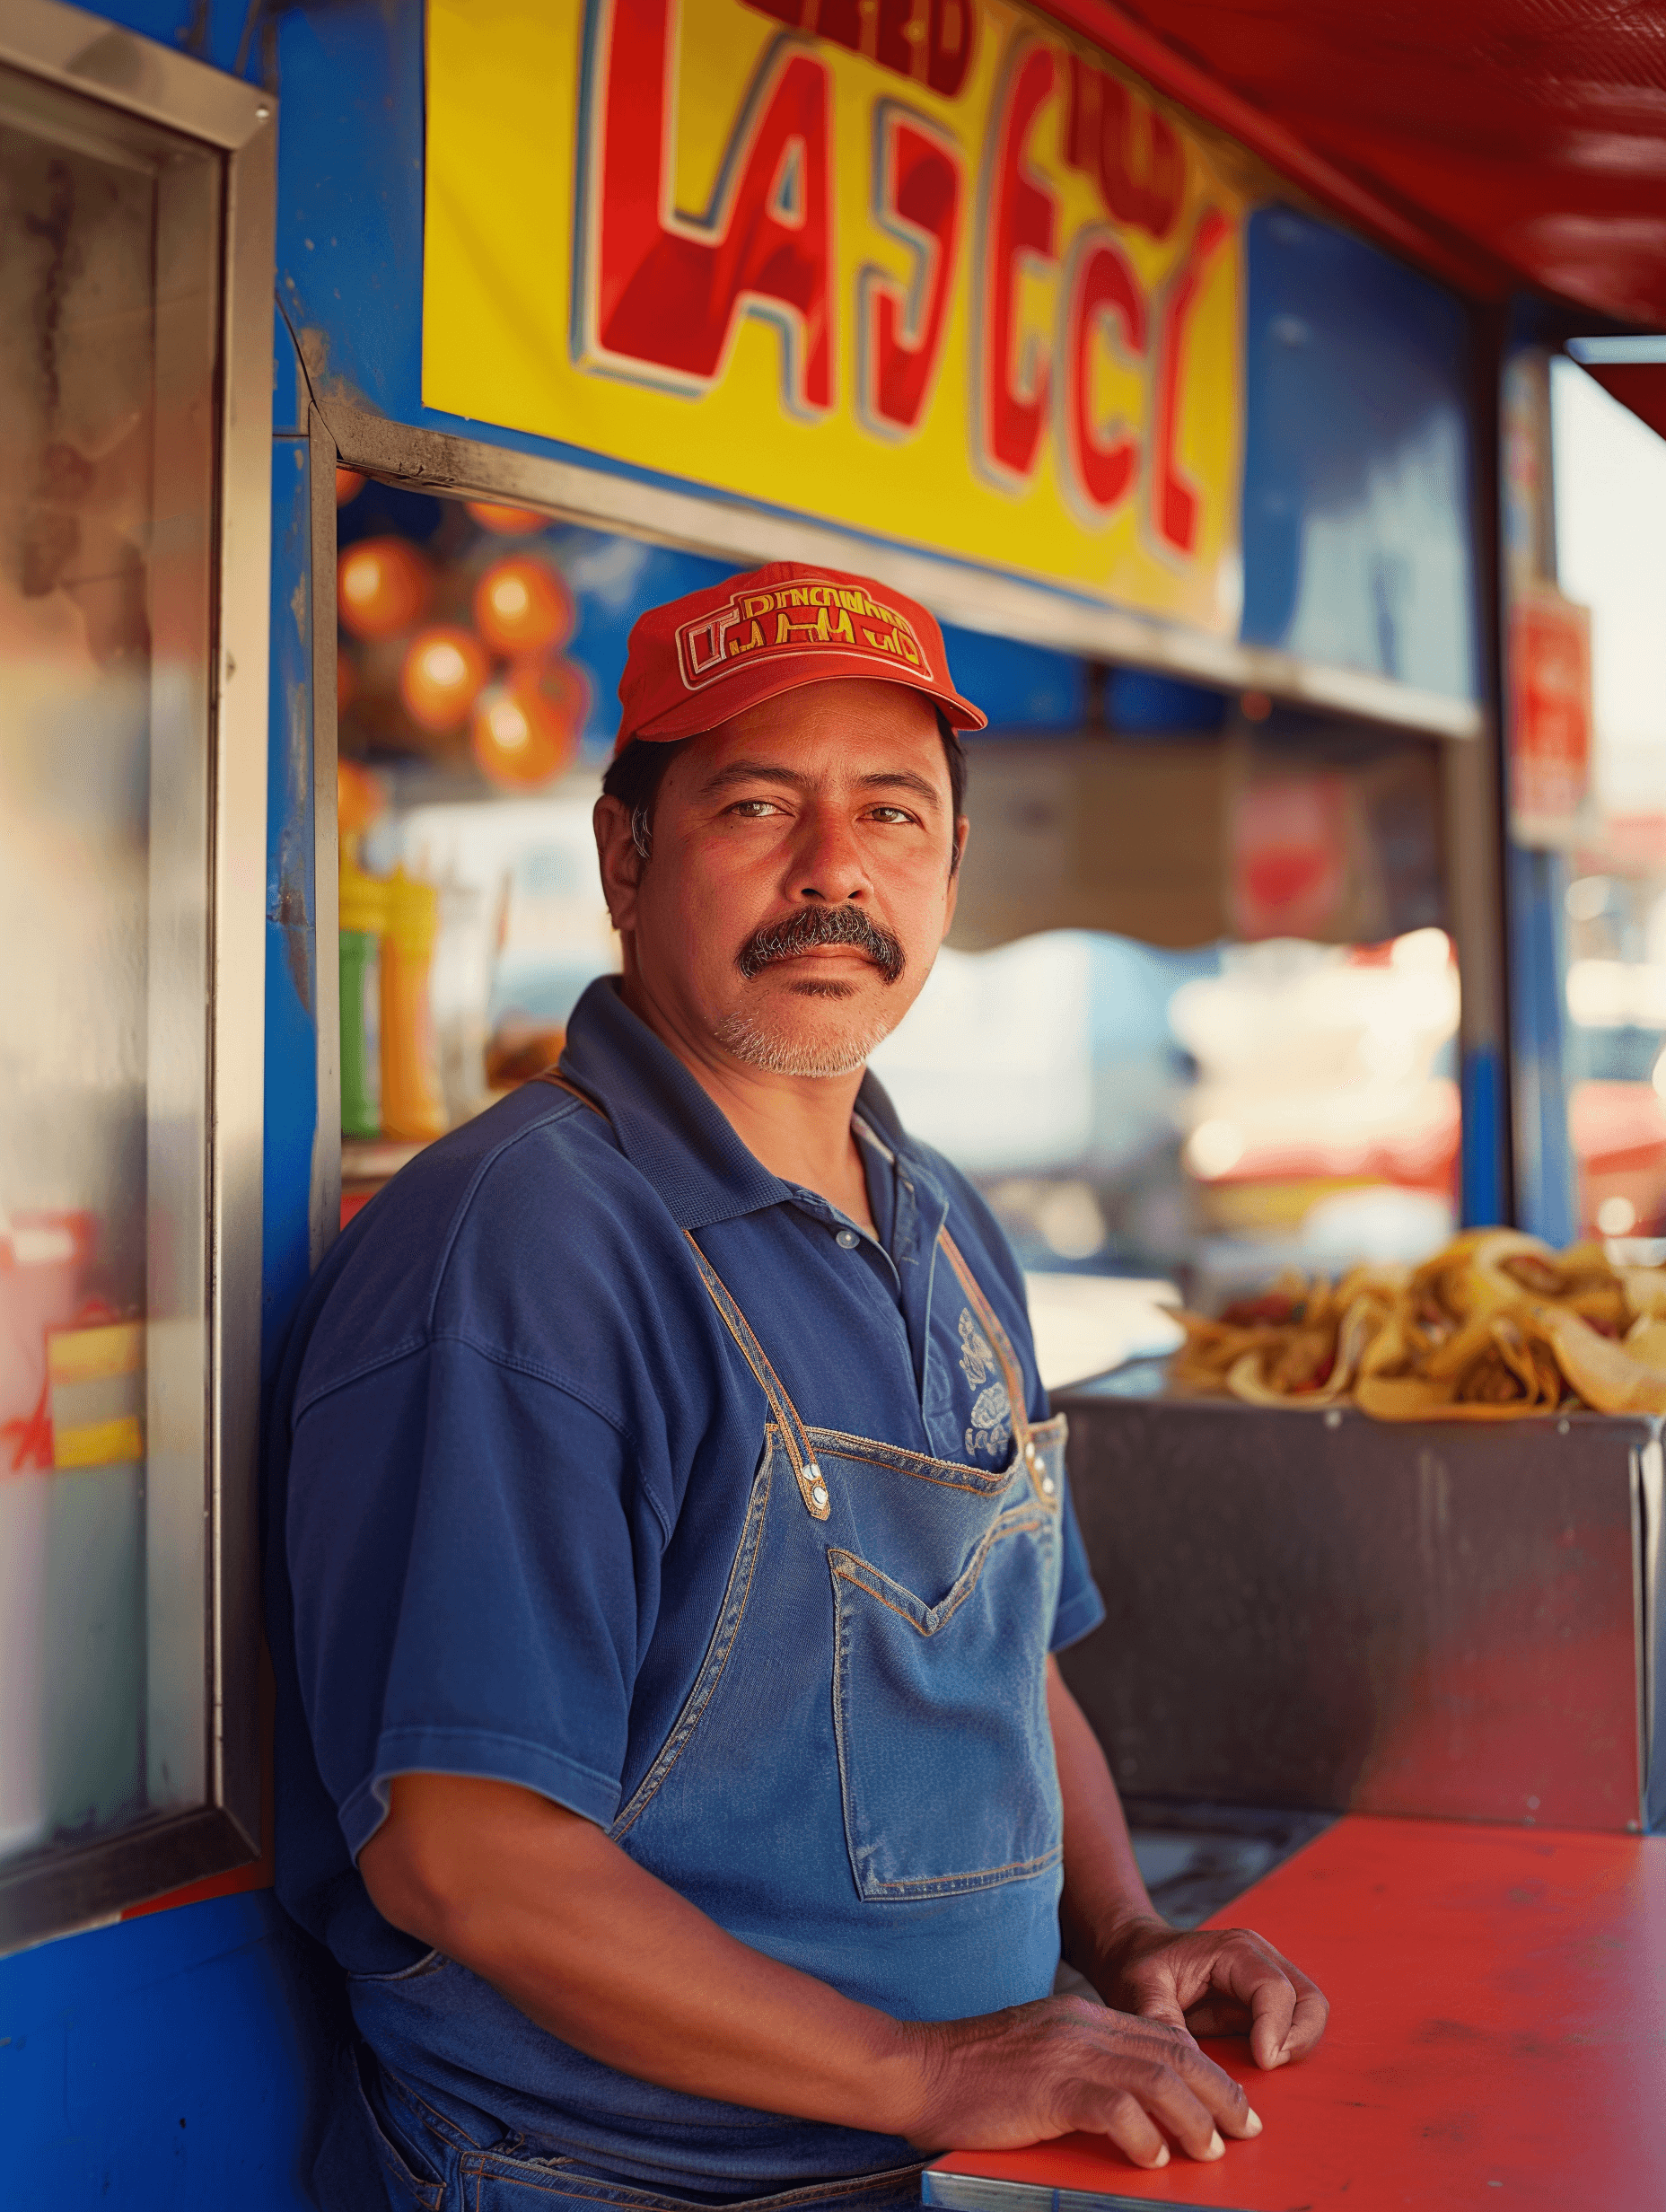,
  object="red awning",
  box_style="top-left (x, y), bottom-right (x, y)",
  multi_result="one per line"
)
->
top-left (1055, 0), bottom-right (1666, 330)
top-left (1578, 357), bottom-right (1666, 443)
